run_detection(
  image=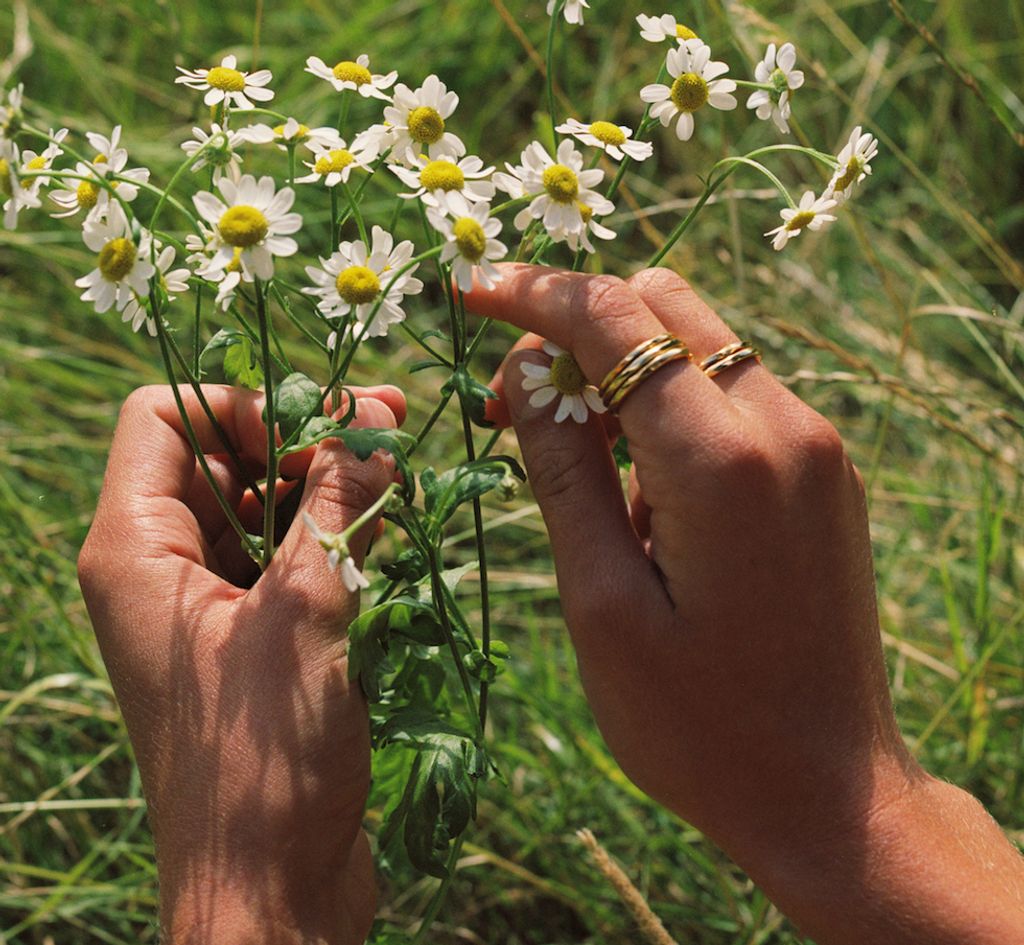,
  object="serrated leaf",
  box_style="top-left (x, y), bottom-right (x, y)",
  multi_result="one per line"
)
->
top-left (272, 372), bottom-right (323, 442)
top-left (420, 457), bottom-right (525, 533)
top-left (198, 327), bottom-right (249, 377)
top-left (222, 334), bottom-right (263, 389)
top-left (441, 366), bottom-right (496, 428)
